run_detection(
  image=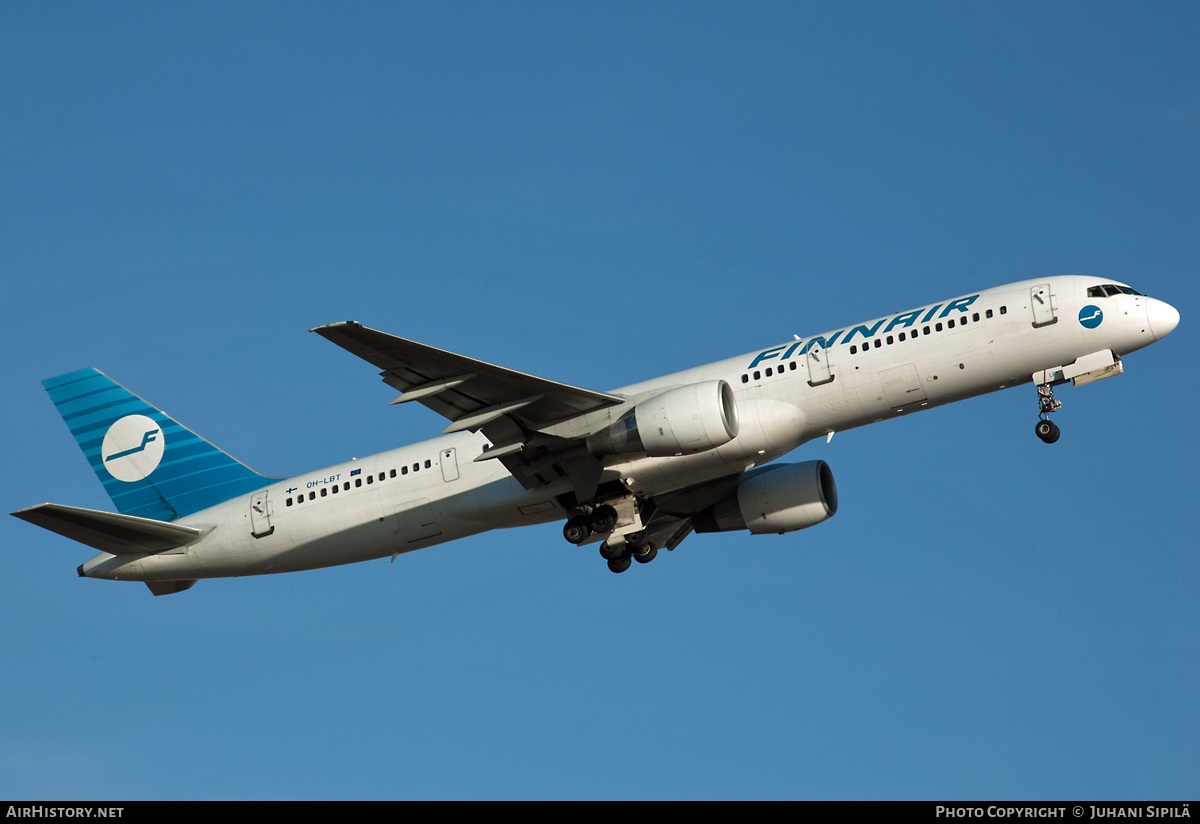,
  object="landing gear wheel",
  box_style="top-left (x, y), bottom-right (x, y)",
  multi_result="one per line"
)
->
top-left (563, 517), bottom-right (591, 545)
top-left (607, 556), bottom-right (632, 574)
top-left (588, 505), bottom-right (618, 535)
top-left (599, 543), bottom-right (626, 561)
top-left (1035, 419), bottom-right (1060, 444)
top-left (633, 543), bottom-right (658, 564)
